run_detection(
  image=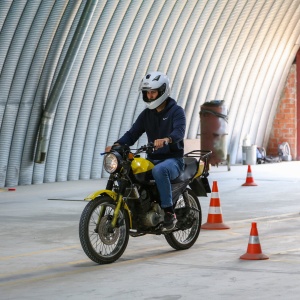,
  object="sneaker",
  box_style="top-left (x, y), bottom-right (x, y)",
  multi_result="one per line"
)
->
top-left (162, 212), bottom-right (177, 231)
